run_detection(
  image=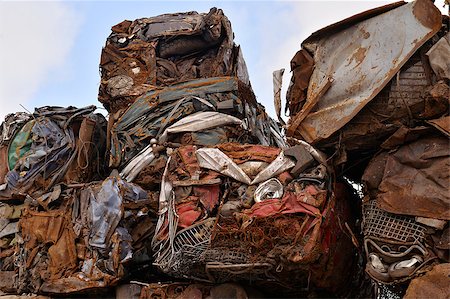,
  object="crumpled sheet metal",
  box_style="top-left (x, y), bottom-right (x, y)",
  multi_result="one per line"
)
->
top-left (286, 0), bottom-right (442, 143)
top-left (272, 68), bottom-right (285, 125)
top-left (0, 106), bottom-right (107, 200)
top-left (426, 32), bottom-right (450, 80)
top-left (120, 144), bottom-right (155, 182)
top-left (254, 178), bottom-right (284, 203)
top-left (285, 49), bottom-right (314, 117)
top-left (110, 77), bottom-right (284, 169)
top-left (88, 178), bottom-right (124, 249)
top-left (404, 263), bottom-right (450, 299)
top-left (196, 147), bottom-right (253, 184)
top-left (99, 8), bottom-right (249, 113)
top-left (0, 177), bottom-right (155, 295)
top-left (311, 54), bottom-right (449, 168)
top-left (151, 143), bottom-right (356, 295)
top-left (362, 134), bottom-right (449, 220)
top-left (195, 148), bottom-right (295, 185)
top-left (139, 282), bottom-right (262, 299)
top-left (159, 111), bottom-right (244, 143)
